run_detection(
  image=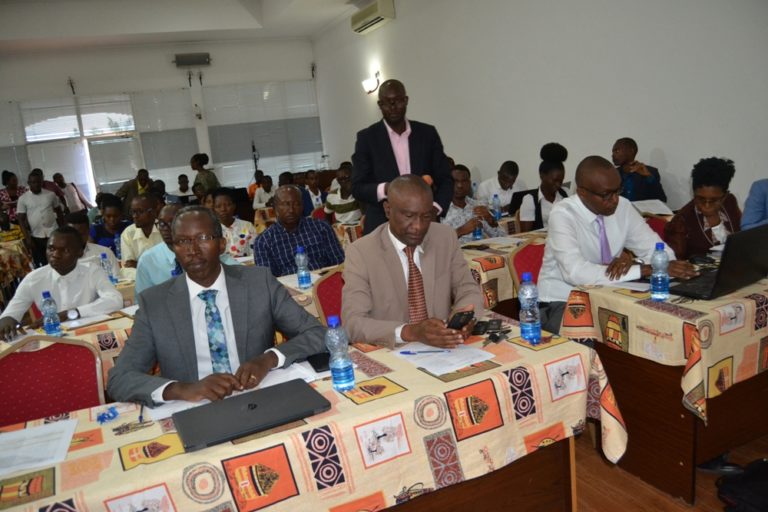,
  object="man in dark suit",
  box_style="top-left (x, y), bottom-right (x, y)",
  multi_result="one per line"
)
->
top-left (611, 137), bottom-right (667, 202)
top-left (352, 79), bottom-right (452, 234)
top-left (116, 168), bottom-right (154, 216)
top-left (107, 205), bottom-right (326, 406)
